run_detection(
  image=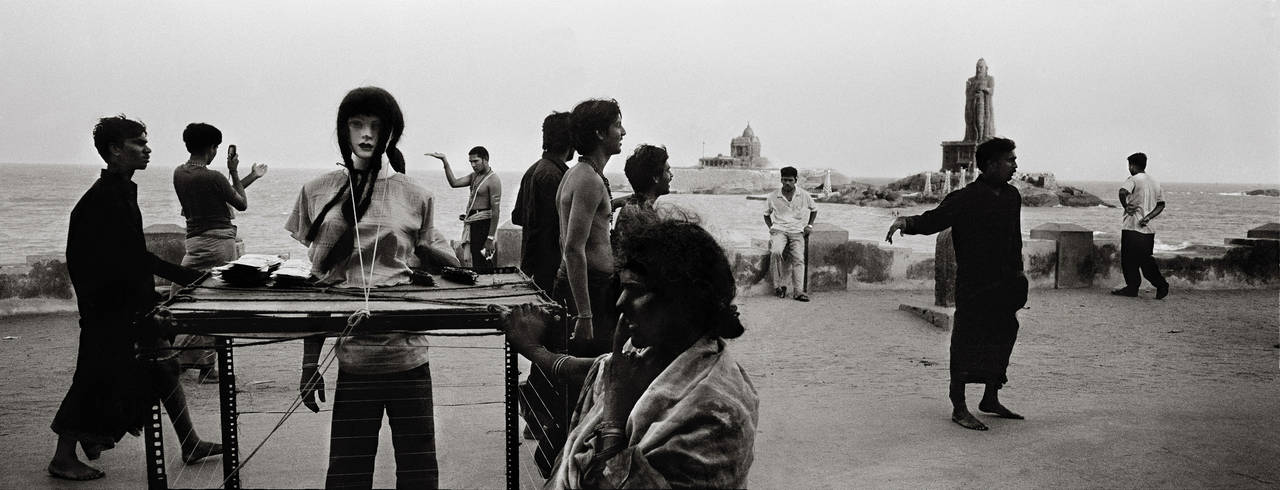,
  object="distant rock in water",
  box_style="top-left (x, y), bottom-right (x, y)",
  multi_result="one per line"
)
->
top-left (1245, 188), bottom-right (1280, 197)
top-left (662, 167), bottom-right (850, 195)
top-left (818, 171), bottom-right (1111, 208)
